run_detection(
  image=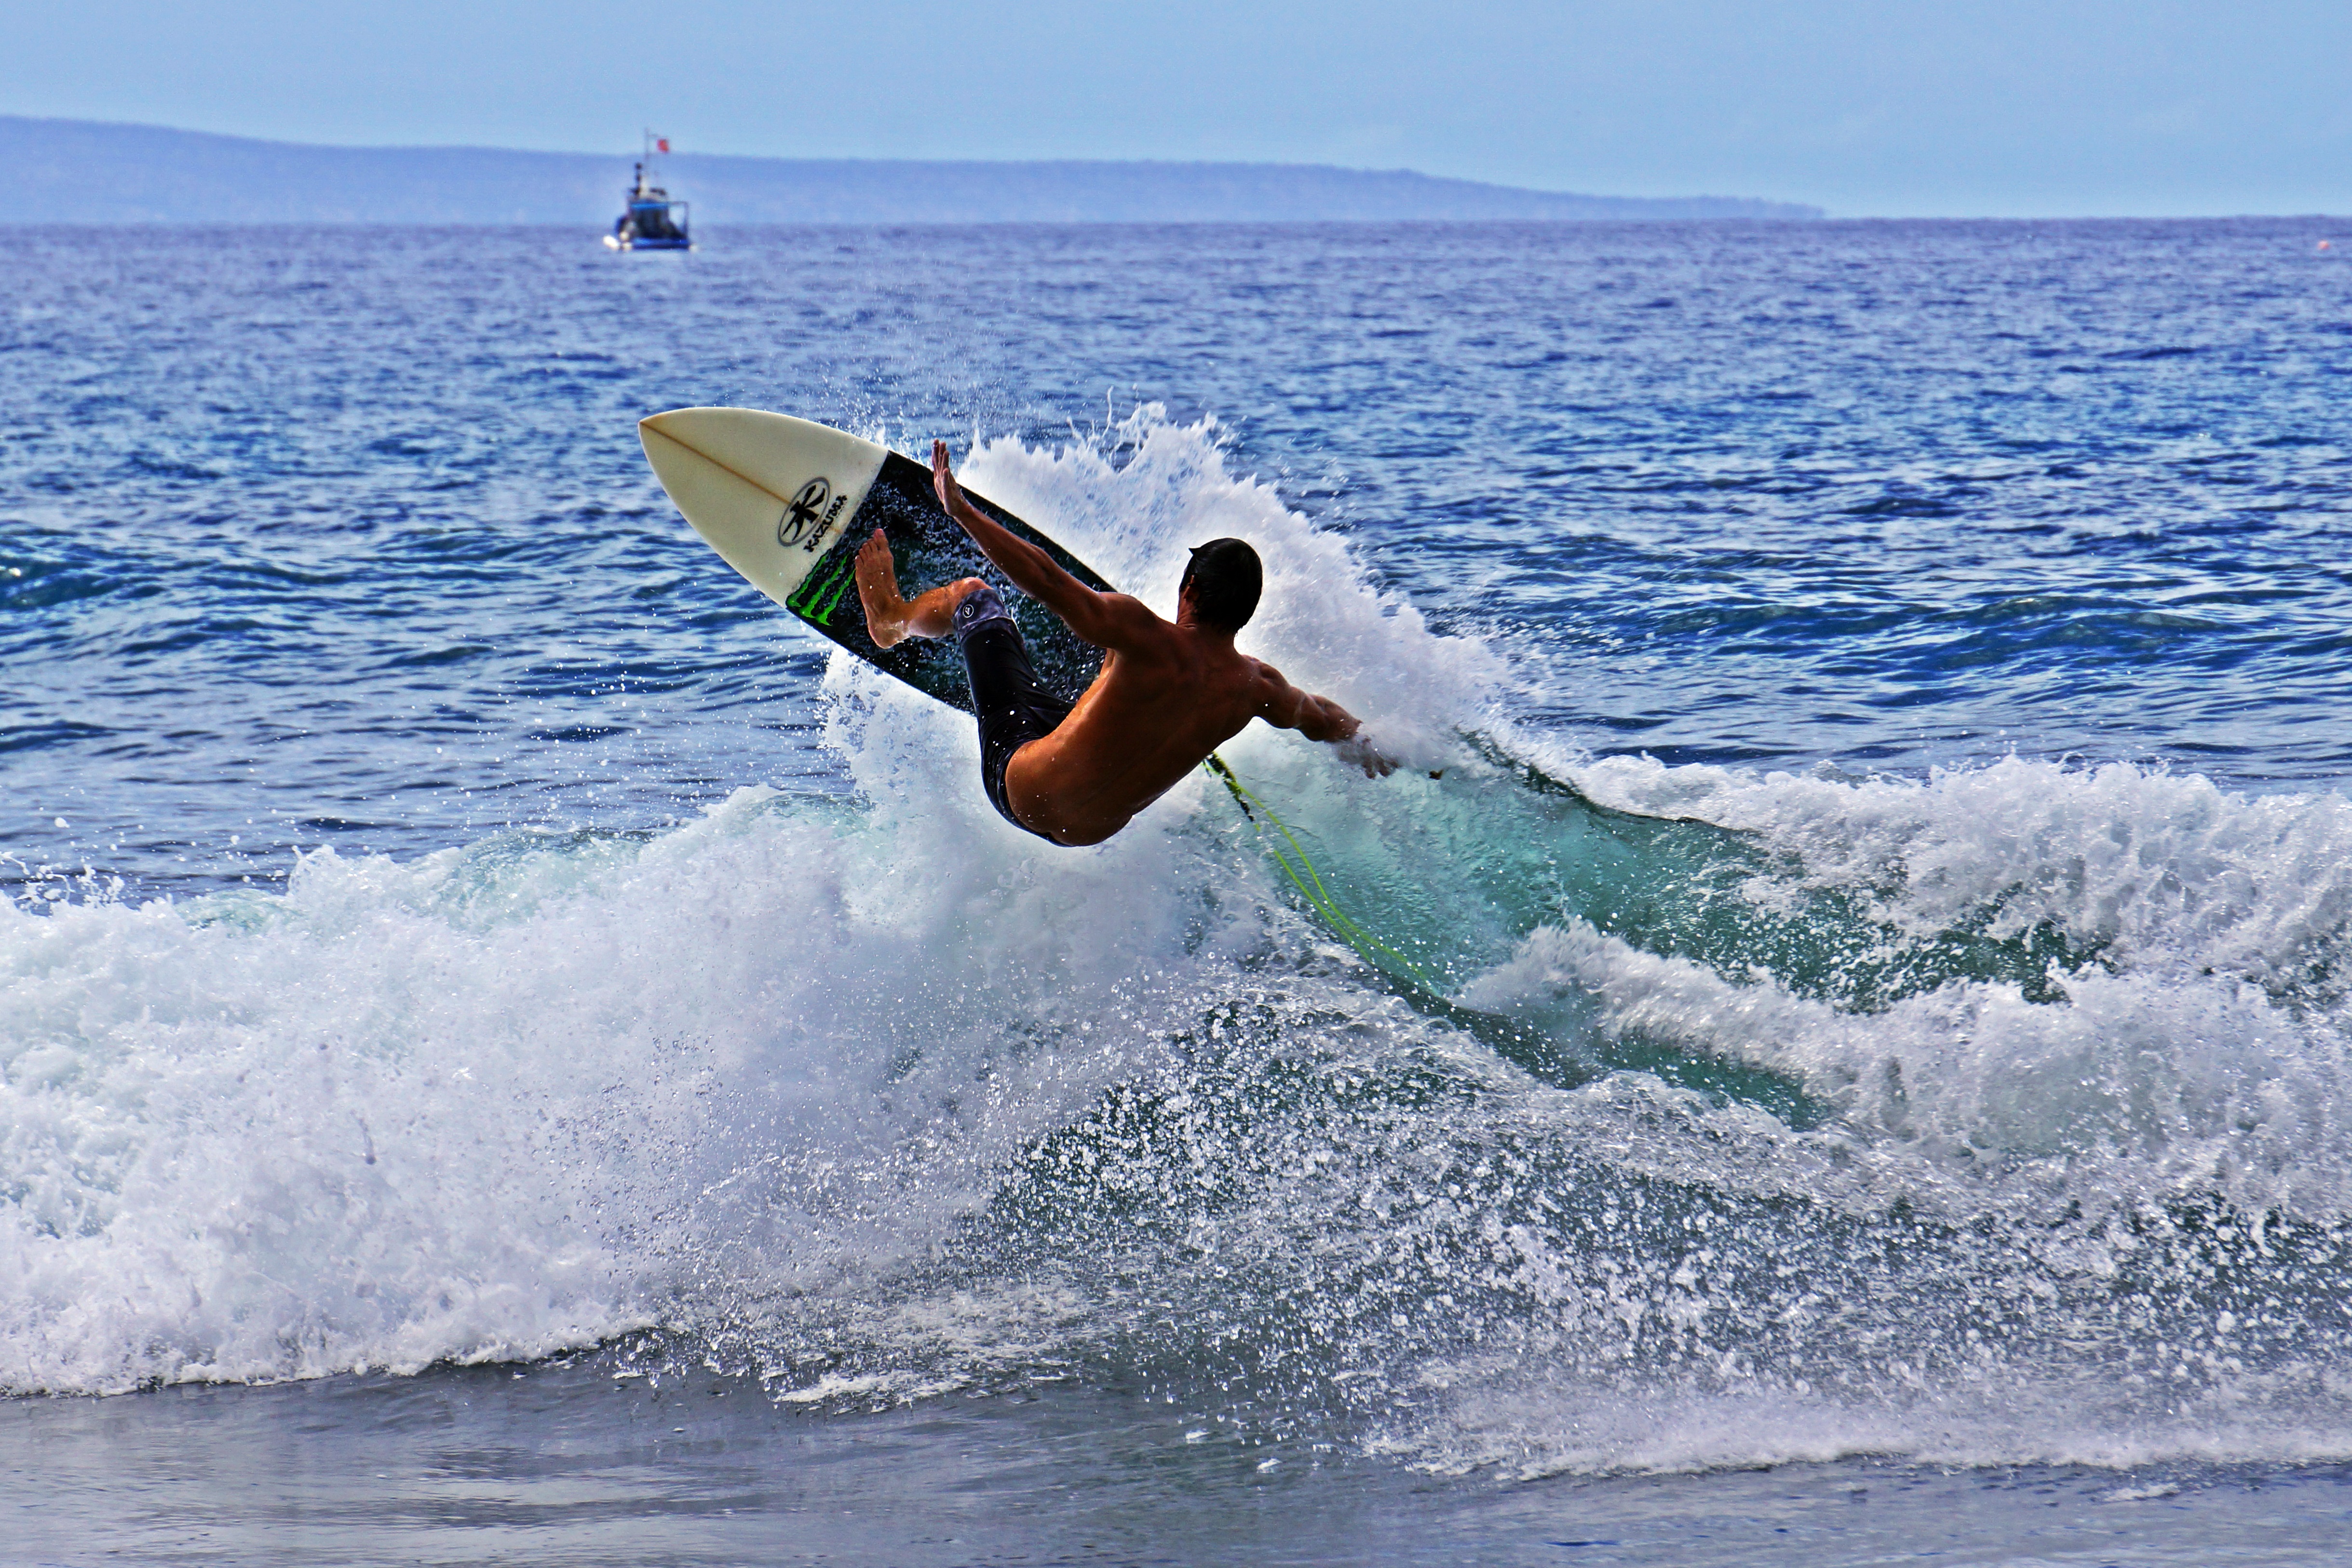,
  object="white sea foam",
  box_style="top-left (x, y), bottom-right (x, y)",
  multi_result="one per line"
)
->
top-left (1565, 749), bottom-right (2352, 987)
top-left (1385, 1381), bottom-right (2352, 1480)
top-left (1441, 745), bottom-right (2352, 1220)
top-left (0, 784), bottom-right (1235, 1394)
top-left (1463, 918), bottom-right (2352, 1217)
